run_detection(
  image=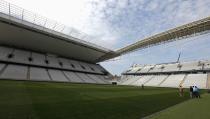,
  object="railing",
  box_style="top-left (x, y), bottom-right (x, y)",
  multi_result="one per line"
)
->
top-left (0, 0), bottom-right (110, 51)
